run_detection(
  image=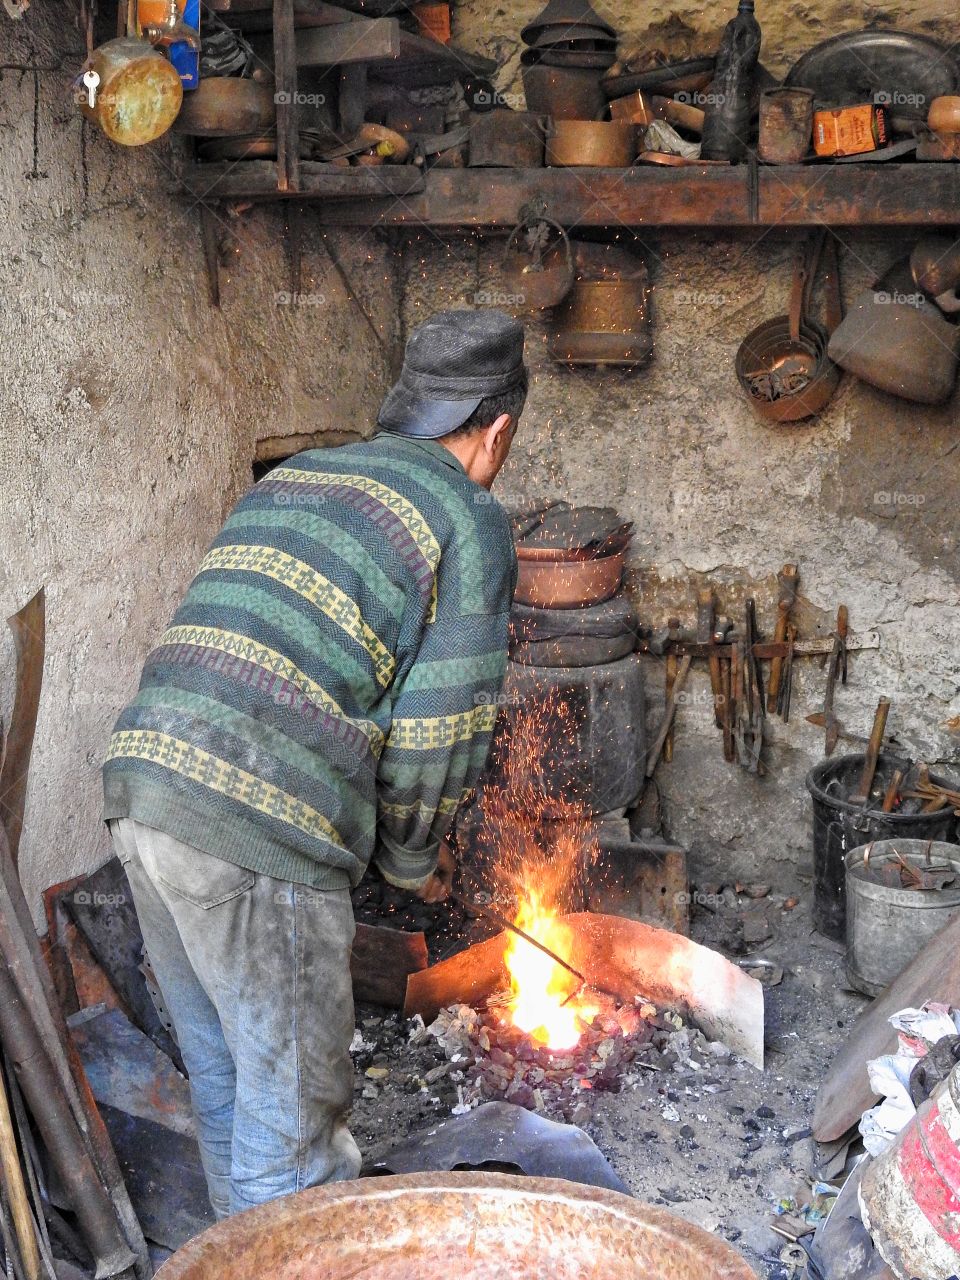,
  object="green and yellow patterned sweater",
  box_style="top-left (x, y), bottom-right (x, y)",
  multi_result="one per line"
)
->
top-left (102, 435), bottom-right (517, 891)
